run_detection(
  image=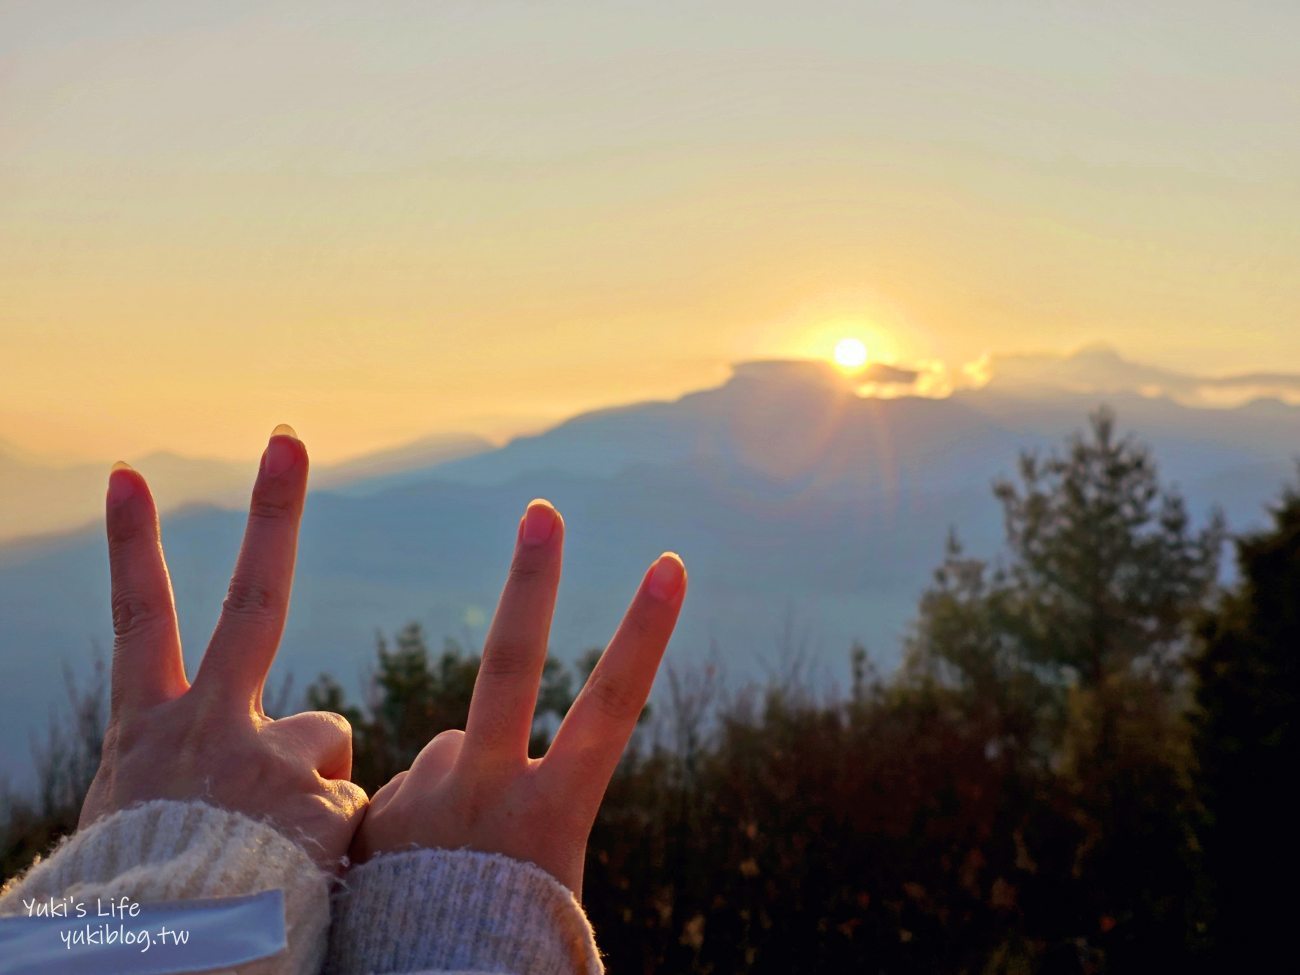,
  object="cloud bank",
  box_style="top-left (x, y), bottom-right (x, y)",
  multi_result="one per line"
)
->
top-left (734, 345), bottom-right (1300, 408)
